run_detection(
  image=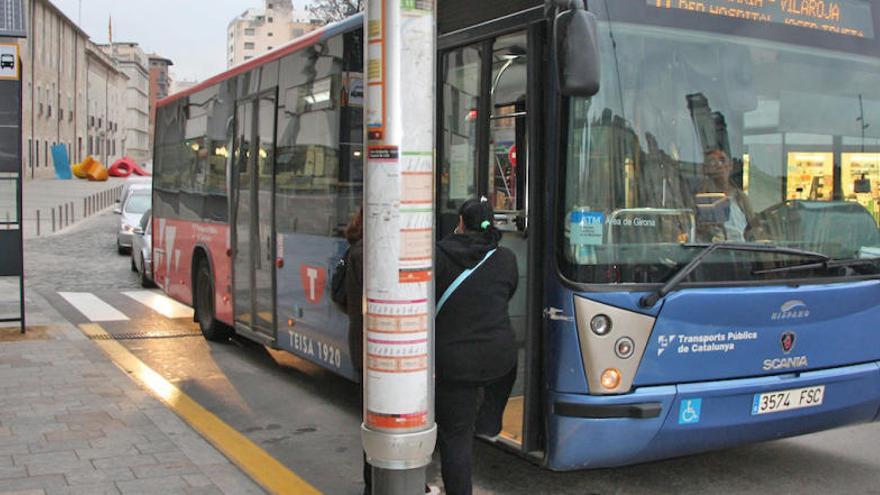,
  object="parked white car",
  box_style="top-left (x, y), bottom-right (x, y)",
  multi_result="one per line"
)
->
top-left (116, 187), bottom-right (151, 254)
top-left (118, 176), bottom-right (152, 206)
